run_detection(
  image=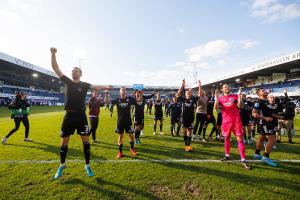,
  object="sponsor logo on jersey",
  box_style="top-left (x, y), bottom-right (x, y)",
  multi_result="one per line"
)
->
top-left (120, 103), bottom-right (129, 107)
